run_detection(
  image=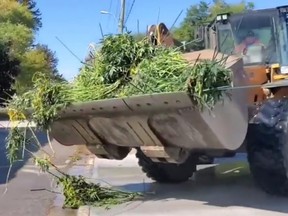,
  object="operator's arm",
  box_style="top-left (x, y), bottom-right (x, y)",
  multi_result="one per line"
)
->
top-left (234, 43), bottom-right (246, 54)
